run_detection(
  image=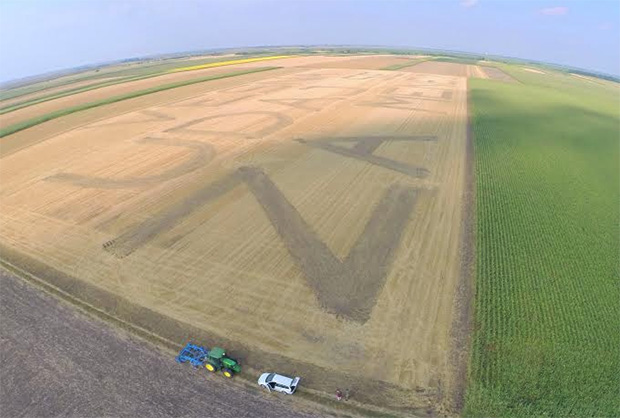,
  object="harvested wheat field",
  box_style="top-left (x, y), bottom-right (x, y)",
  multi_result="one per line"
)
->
top-left (0, 68), bottom-right (294, 157)
top-left (0, 64), bottom-right (281, 128)
top-left (0, 62), bottom-right (470, 414)
top-left (0, 55), bottom-right (411, 129)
